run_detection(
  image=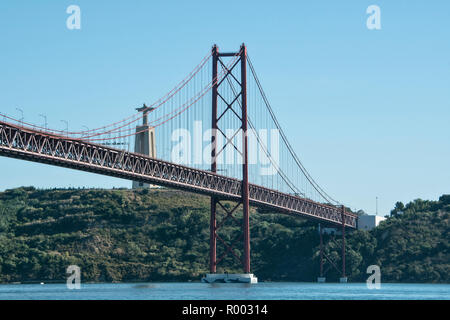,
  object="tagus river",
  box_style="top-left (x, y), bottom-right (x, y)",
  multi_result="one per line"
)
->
top-left (0, 282), bottom-right (449, 300)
